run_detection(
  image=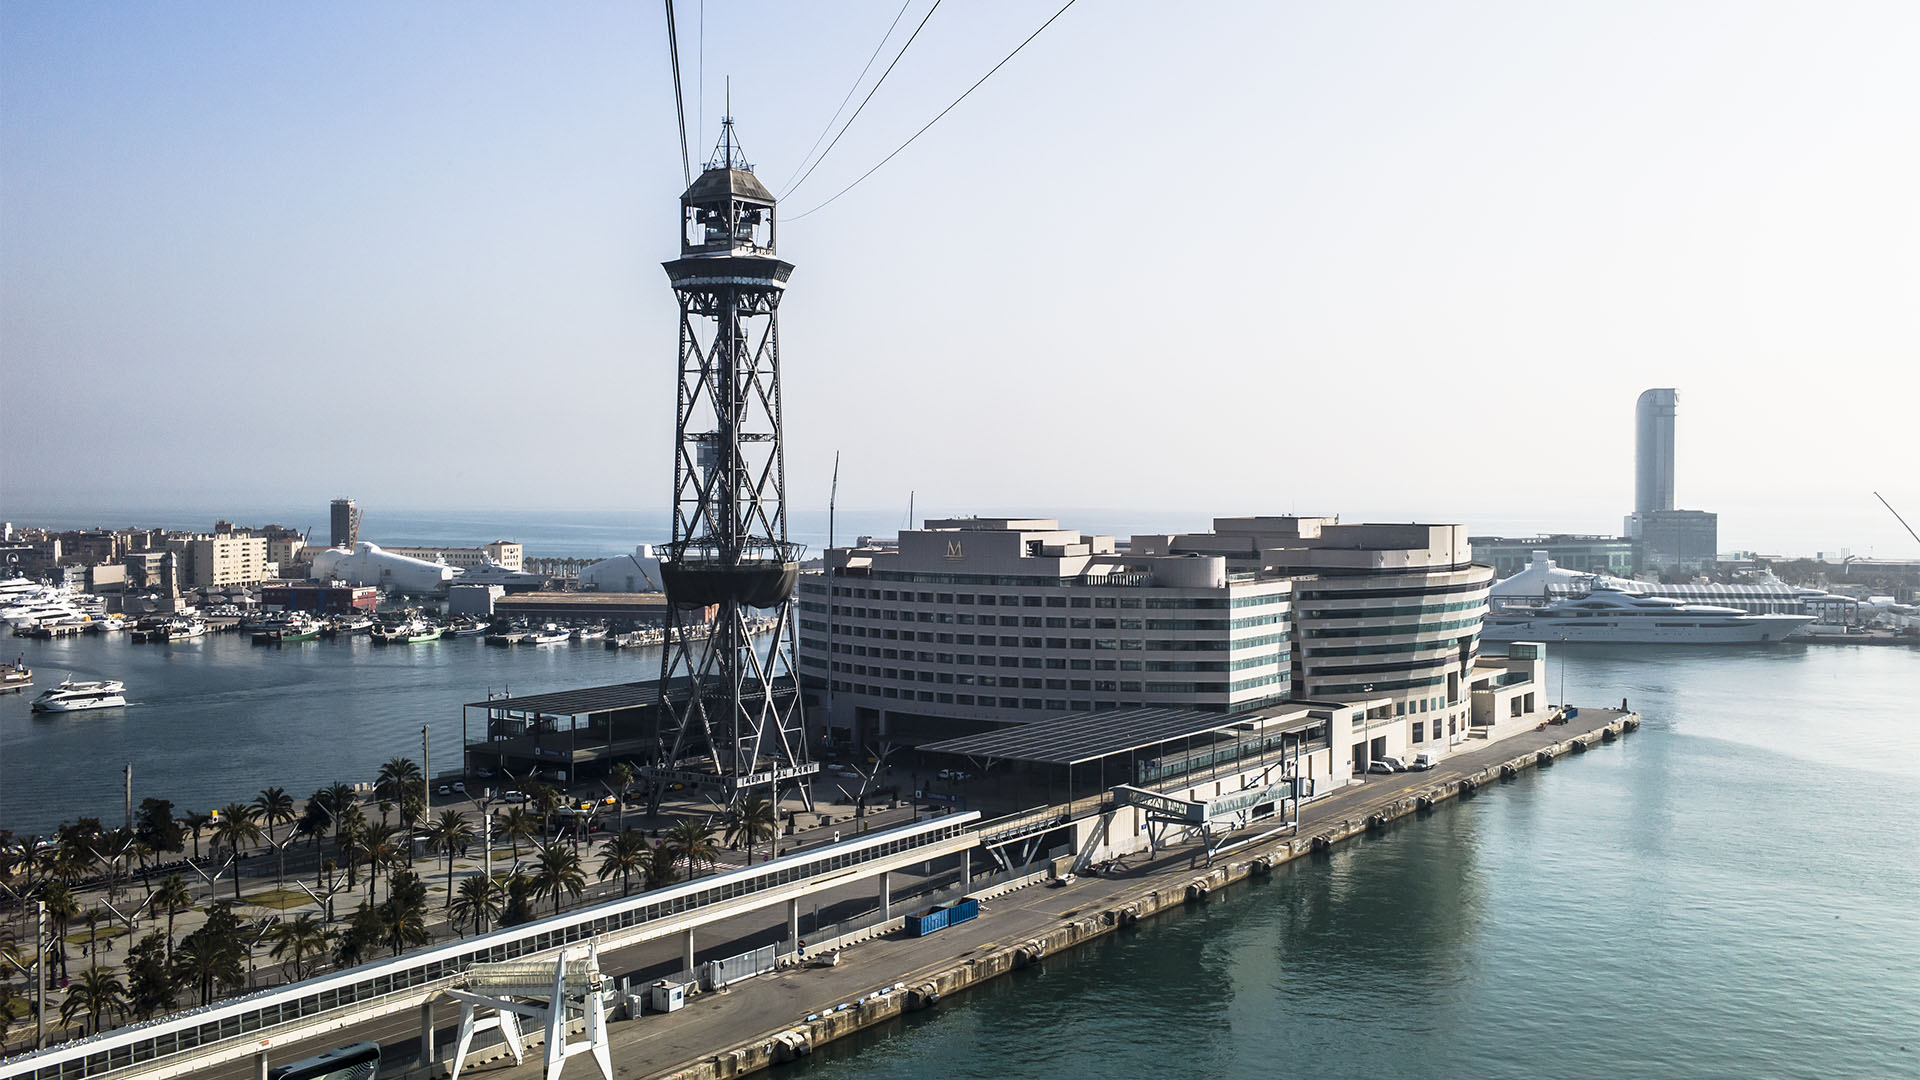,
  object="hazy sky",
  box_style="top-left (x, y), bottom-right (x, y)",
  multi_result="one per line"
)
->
top-left (3, 2), bottom-right (1916, 556)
